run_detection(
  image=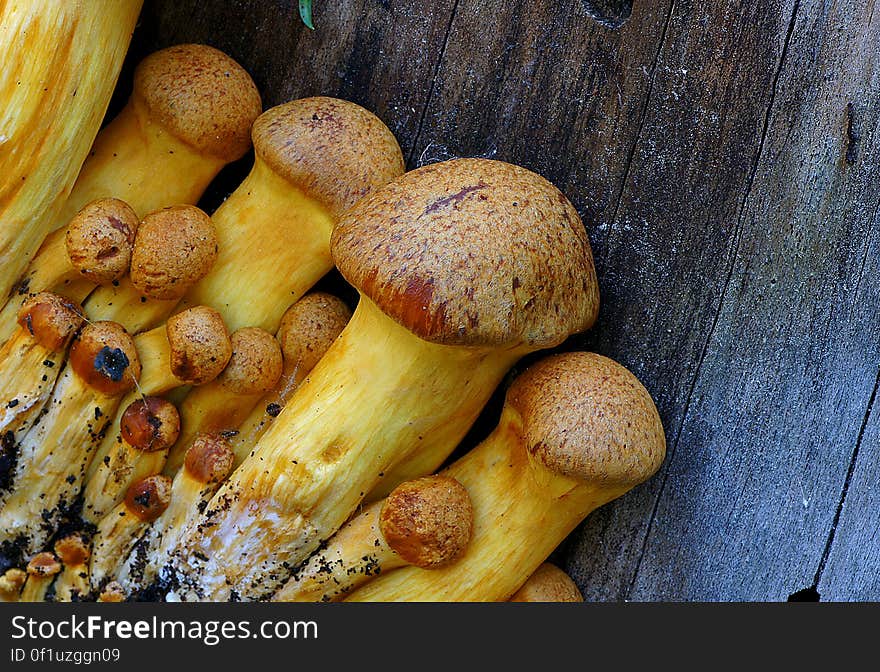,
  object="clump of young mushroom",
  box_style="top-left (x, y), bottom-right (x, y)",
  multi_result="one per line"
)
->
top-left (345, 351), bottom-right (666, 601)
top-left (166, 157), bottom-right (599, 601)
